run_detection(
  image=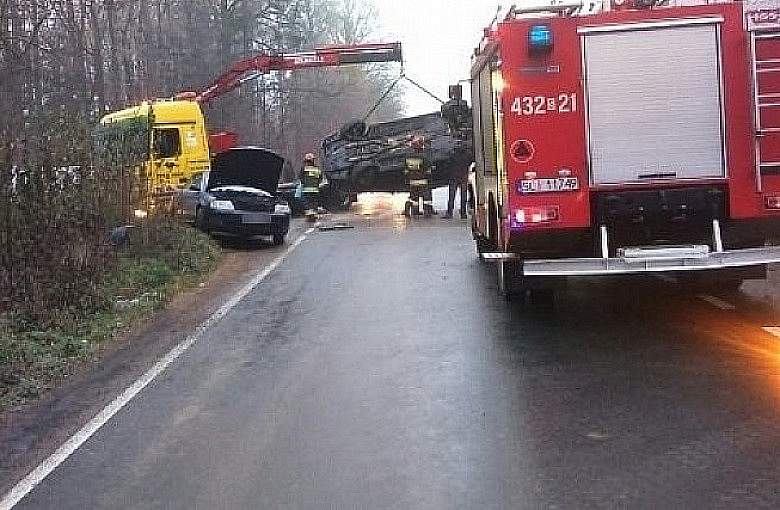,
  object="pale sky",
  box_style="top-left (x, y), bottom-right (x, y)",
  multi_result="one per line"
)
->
top-left (373, 0), bottom-right (503, 116)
